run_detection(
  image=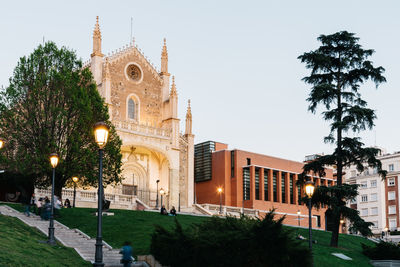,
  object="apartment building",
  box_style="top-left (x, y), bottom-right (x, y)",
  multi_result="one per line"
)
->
top-left (345, 151), bottom-right (400, 234)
